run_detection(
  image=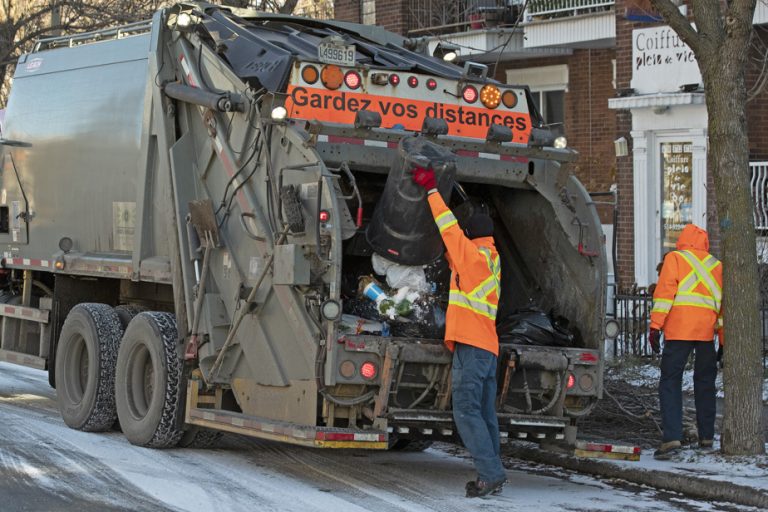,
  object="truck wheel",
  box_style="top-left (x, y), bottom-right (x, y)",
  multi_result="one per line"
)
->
top-left (55, 303), bottom-right (122, 431)
top-left (114, 304), bottom-right (148, 331)
top-left (178, 426), bottom-right (223, 448)
top-left (115, 312), bottom-right (184, 448)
